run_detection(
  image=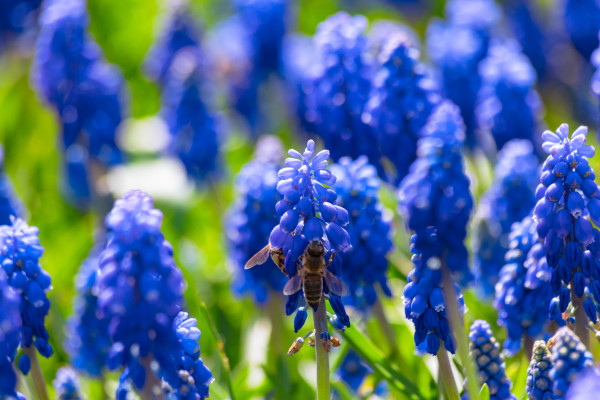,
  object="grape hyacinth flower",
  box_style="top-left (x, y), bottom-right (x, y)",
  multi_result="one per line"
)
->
top-left (563, 0), bottom-right (600, 60)
top-left (0, 146), bottom-right (23, 226)
top-left (96, 190), bottom-right (185, 391)
top-left (399, 101), bottom-right (473, 355)
top-left (494, 215), bottom-right (554, 356)
top-left (299, 13), bottom-right (378, 166)
top-left (566, 366), bottom-right (600, 399)
top-left (53, 367), bottom-right (83, 400)
top-left (444, 0), bottom-right (501, 39)
top-left (592, 37), bottom-right (600, 101)
top-left (65, 247), bottom-right (110, 377)
top-left (364, 31), bottom-right (441, 184)
top-left (330, 156), bottom-right (393, 310)
top-left (467, 320), bottom-right (516, 400)
top-left (526, 341), bottom-right (554, 400)
top-left (0, 273), bottom-right (22, 398)
top-left (533, 124), bottom-right (600, 344)
top-left (161, 49), bottom-right (222, 185)
top-left (226, 139), bottom-right (286, 304)
top-left (550, 327), bottom-right (593, 397)
top-left (473, 140), bottom-right (539, 296)
top-left (0, 0), bottom-right (41, 53)
top-left (32, 0), bottom-right (127, 207)
top-left (336, 350), bottom-right (372, 392)
top-left (476, 41), bottom-right (542, 151)
top-left (0, 218), bottom-right (53, 366)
